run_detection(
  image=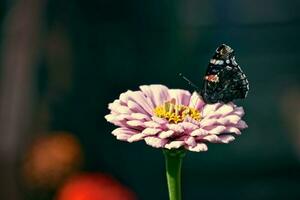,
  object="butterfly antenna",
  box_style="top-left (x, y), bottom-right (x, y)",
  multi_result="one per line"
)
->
top-left (178, 73), bottom-right (200, 91)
